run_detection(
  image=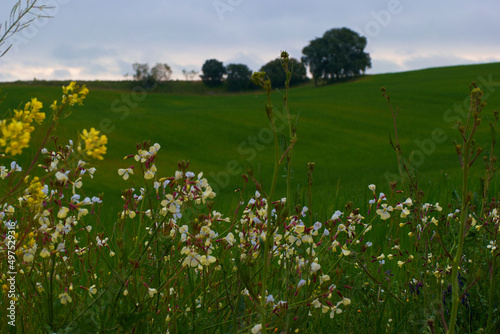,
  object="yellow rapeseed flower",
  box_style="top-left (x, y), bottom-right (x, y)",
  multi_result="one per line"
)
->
top-left (79, 128), bottom-right (108, 160)
top-left (0, 119), bottom-right (31, 155)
